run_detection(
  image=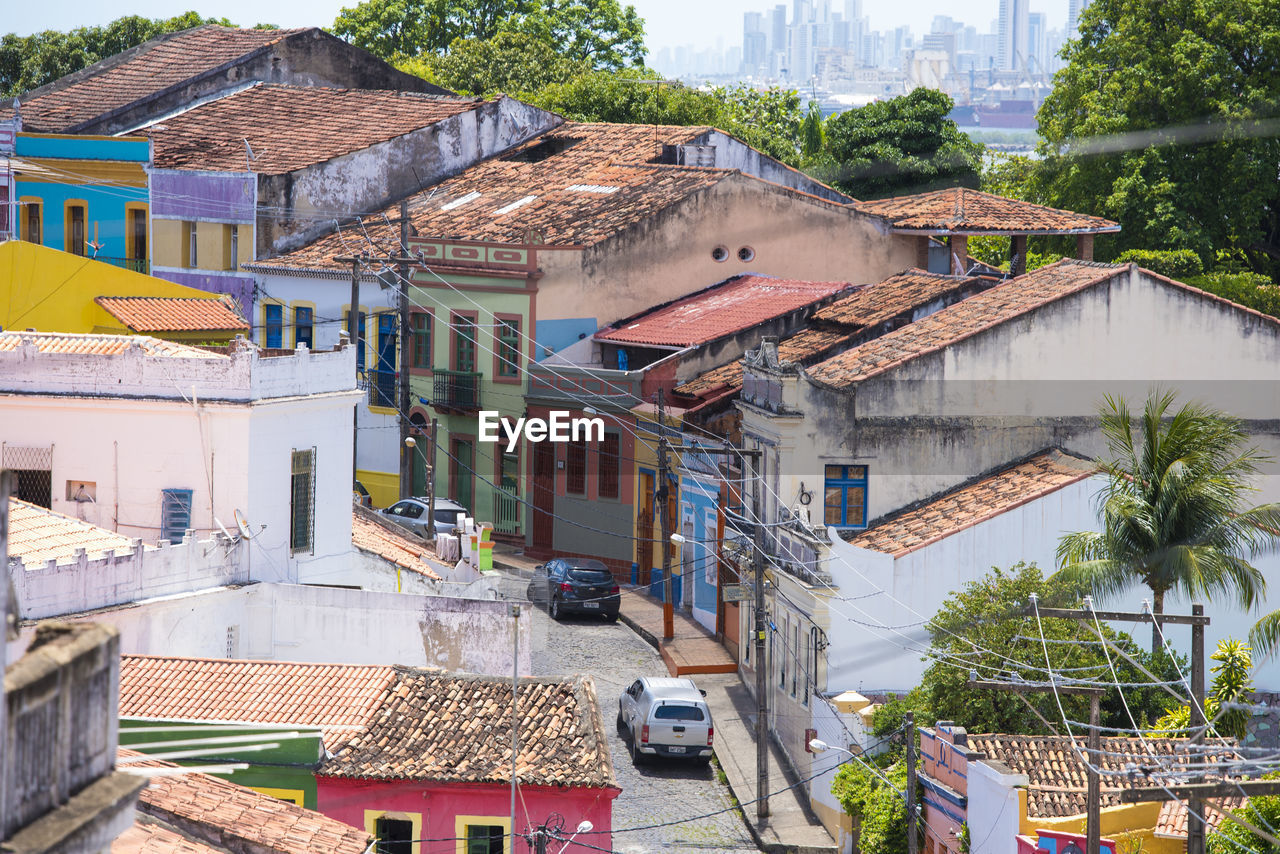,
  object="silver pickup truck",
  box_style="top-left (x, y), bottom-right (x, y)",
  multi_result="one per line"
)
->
top-left (617, 676), bottom-right (714, 765)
